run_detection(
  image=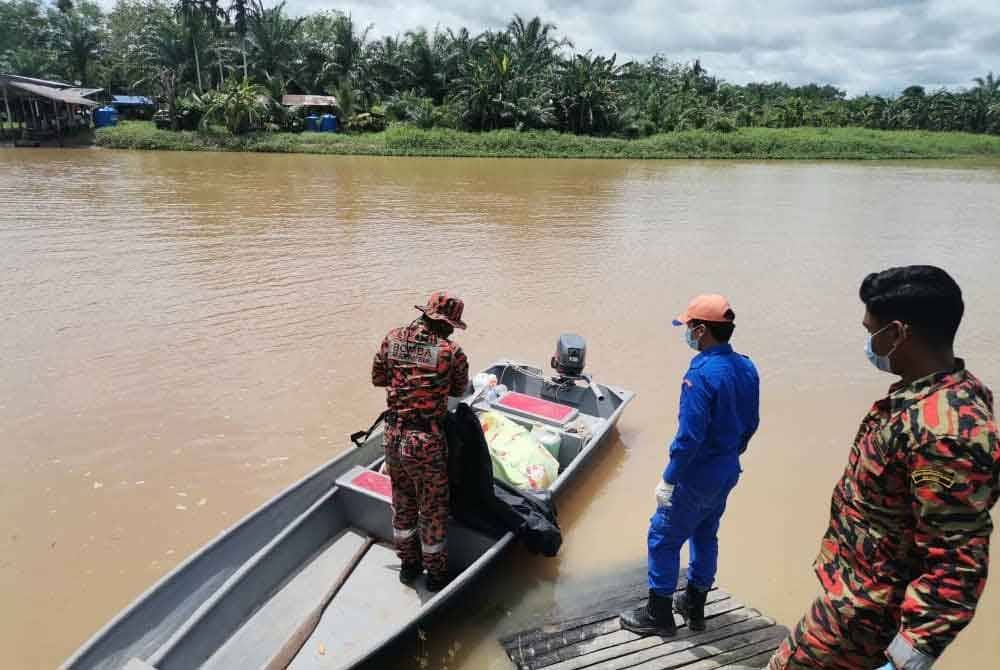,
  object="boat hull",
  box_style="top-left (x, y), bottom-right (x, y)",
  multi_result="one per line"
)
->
top-left (62, 360), bottom-right (634, 670)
